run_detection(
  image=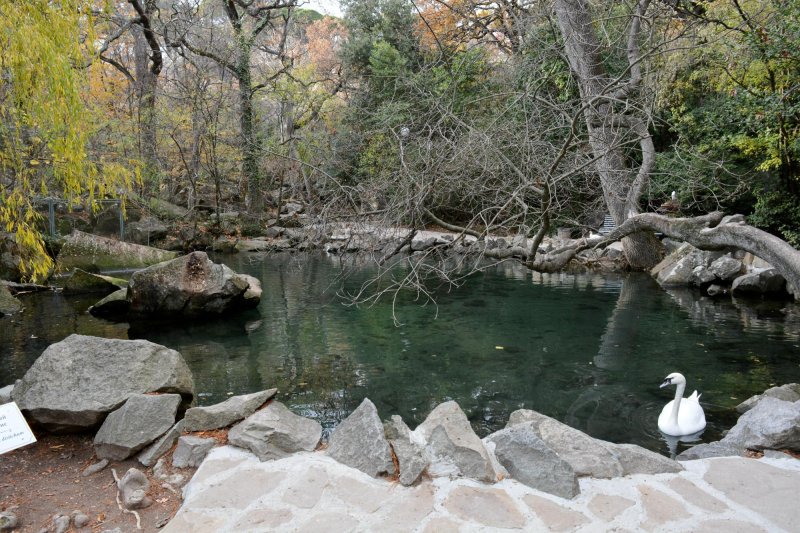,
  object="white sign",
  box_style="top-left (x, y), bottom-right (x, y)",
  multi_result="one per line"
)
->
top-left (0, 402), bottom-right (36, 455)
